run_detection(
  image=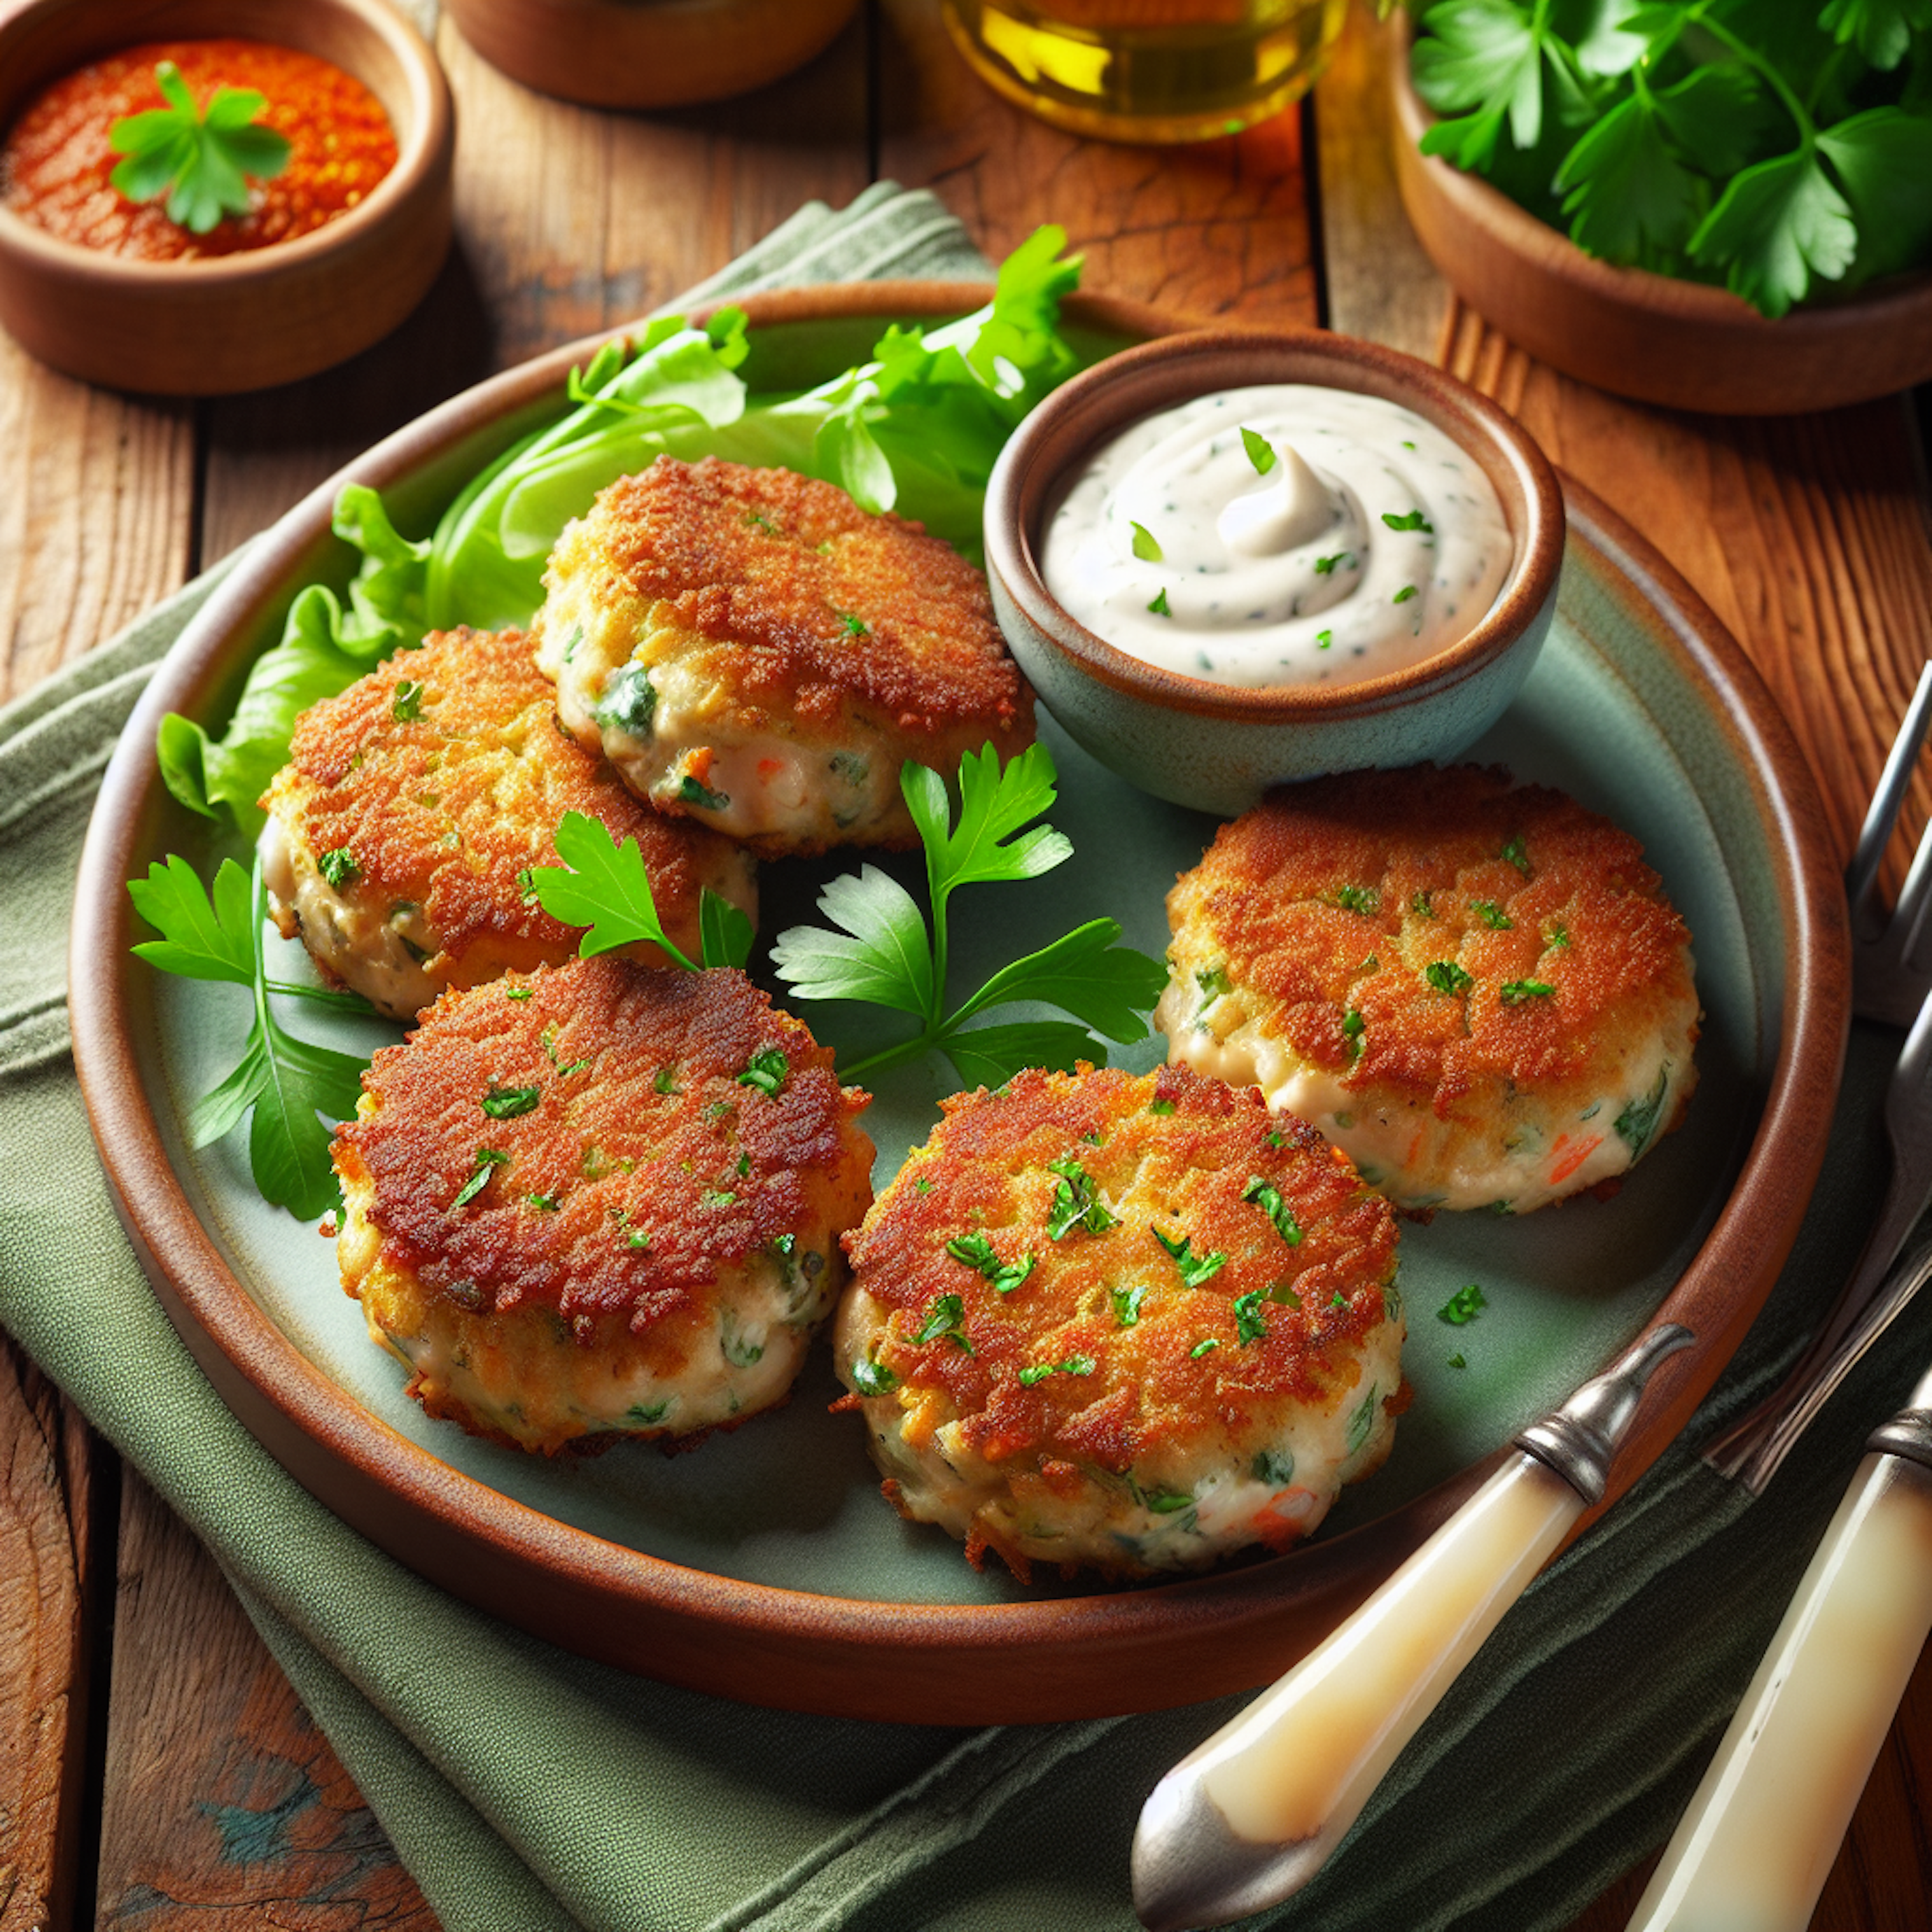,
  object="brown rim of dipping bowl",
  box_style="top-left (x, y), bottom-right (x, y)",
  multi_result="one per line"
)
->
top-left (443, 0), bottom-right (861, 109)
top-left (0, 0), bottom-right (454, 395)
top-left (984, 328), bottom-right (1564, 725)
